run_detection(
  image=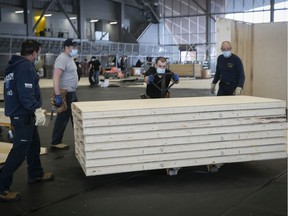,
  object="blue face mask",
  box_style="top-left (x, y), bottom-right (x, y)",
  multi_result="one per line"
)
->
top-left (69, 49), bottom-right (78, 57)
top-left (223, 51), bottom-right (232, 58)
